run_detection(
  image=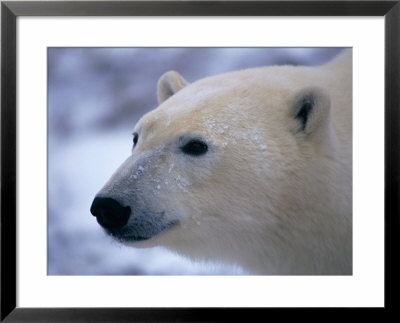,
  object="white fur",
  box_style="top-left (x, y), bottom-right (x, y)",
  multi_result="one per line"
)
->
top-left (96, 50), bottom-right (352, 275)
